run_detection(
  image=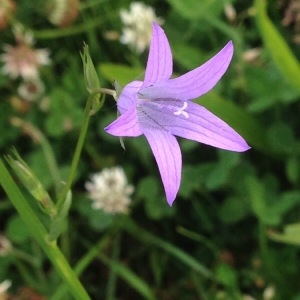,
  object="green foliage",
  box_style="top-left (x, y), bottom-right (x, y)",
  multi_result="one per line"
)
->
top-left (255, 0), bottom-right (300, 92)
top-left (1, 0), bottom-right (300, 299)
